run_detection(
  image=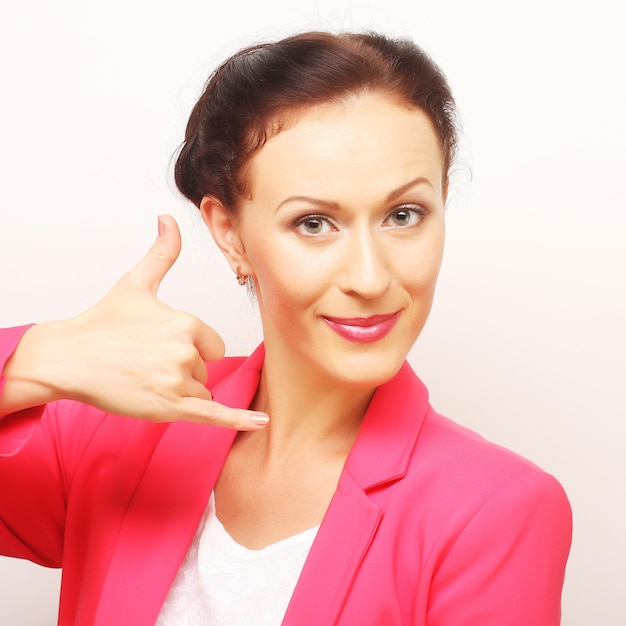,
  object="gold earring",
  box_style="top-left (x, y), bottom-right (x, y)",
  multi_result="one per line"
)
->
top-left (236, 265), bottom-right (249, 286)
